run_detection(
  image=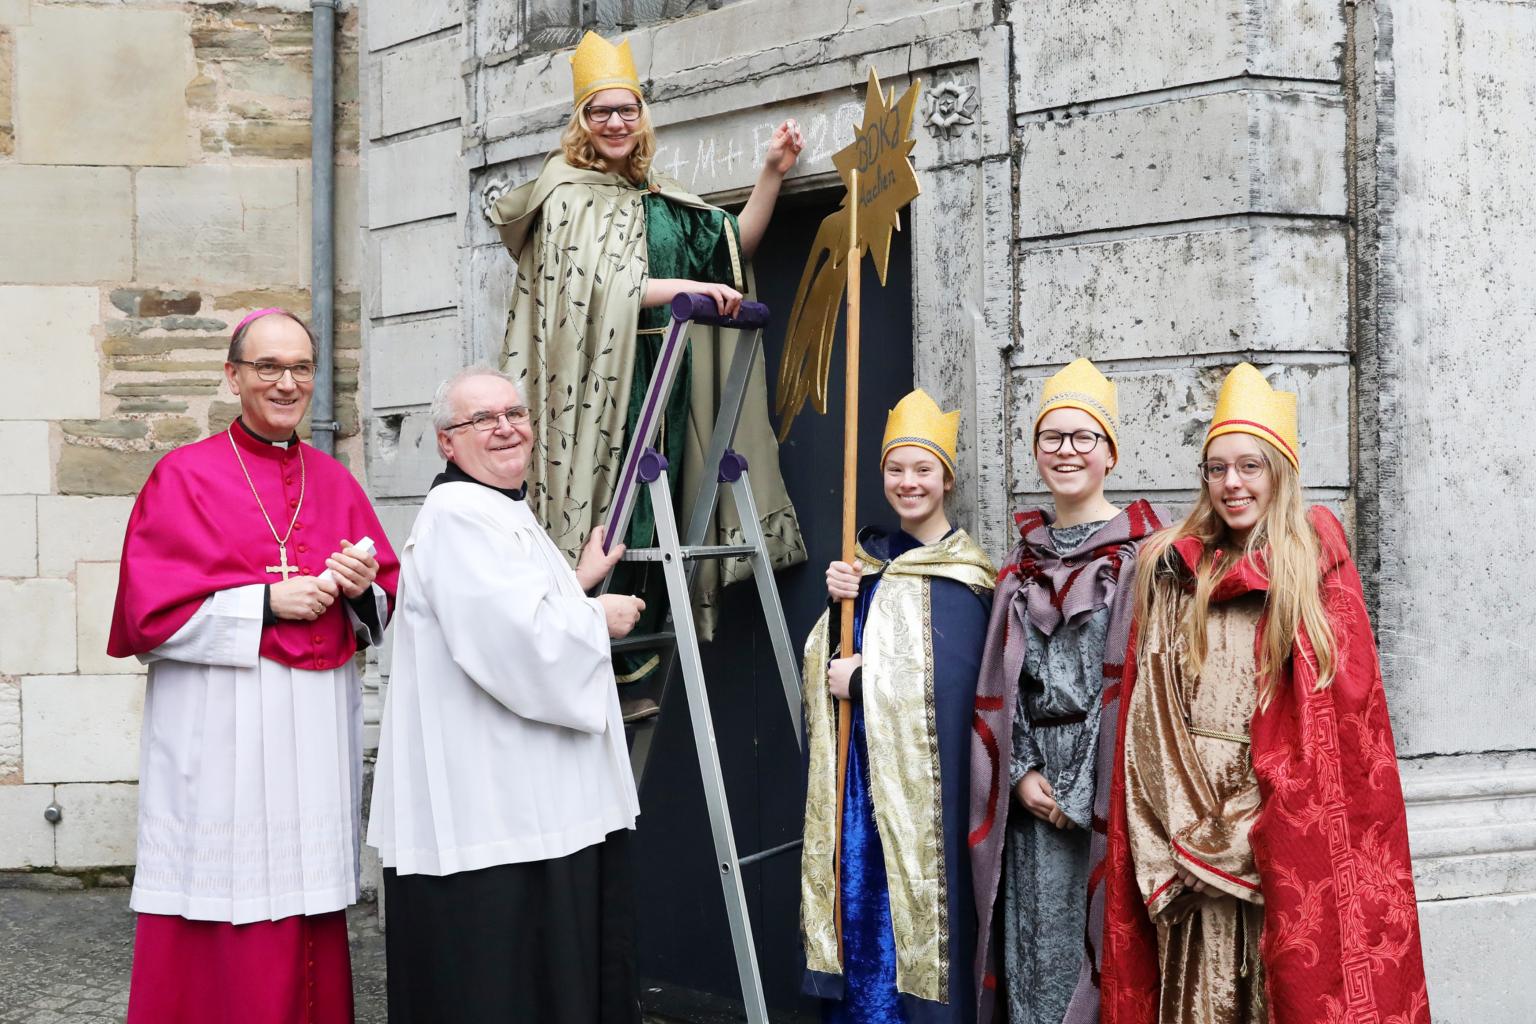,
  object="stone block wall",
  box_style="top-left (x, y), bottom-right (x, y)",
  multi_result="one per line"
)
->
top-left (1009, 1), bottom-right (1350, 515)
top-left (357, 0), bottom-right (468, 564)
top-left (356, 0), bottom-right (1536, 1014)
top-left (0, 0), bottom-right (363, 872)
top-left (1353, 4), bottom-right (1536, 1019)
